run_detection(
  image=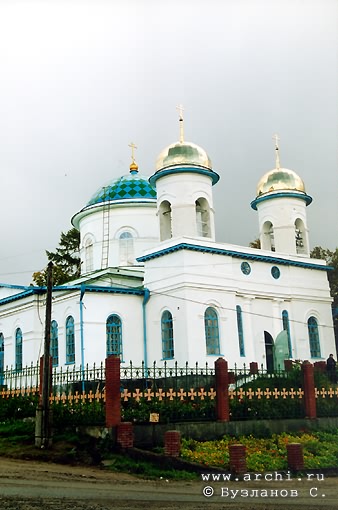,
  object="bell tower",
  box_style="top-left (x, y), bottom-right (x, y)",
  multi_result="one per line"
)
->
top-left (150, 107), bottom-right (220, 242)
top-left (251, 136), bottom-right (312, 256)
